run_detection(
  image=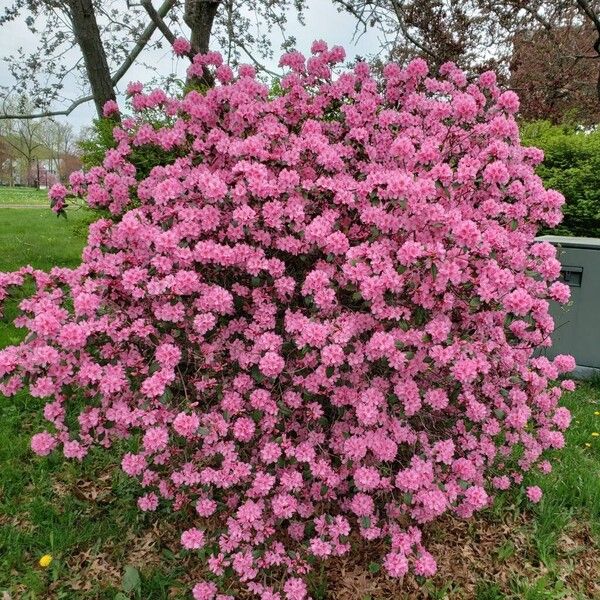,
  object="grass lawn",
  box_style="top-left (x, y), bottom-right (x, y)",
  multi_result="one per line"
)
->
top-left (1, 187), bottom-right (600, 599)
top-left (0, 187), bottom-right (51, 206)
